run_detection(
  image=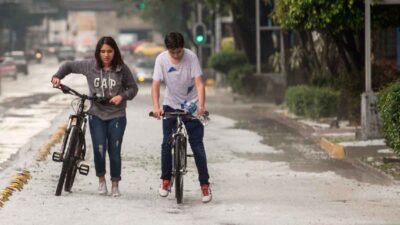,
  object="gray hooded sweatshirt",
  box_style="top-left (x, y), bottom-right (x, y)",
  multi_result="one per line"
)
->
top-left (53, 59), bottom-right (138, 120)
